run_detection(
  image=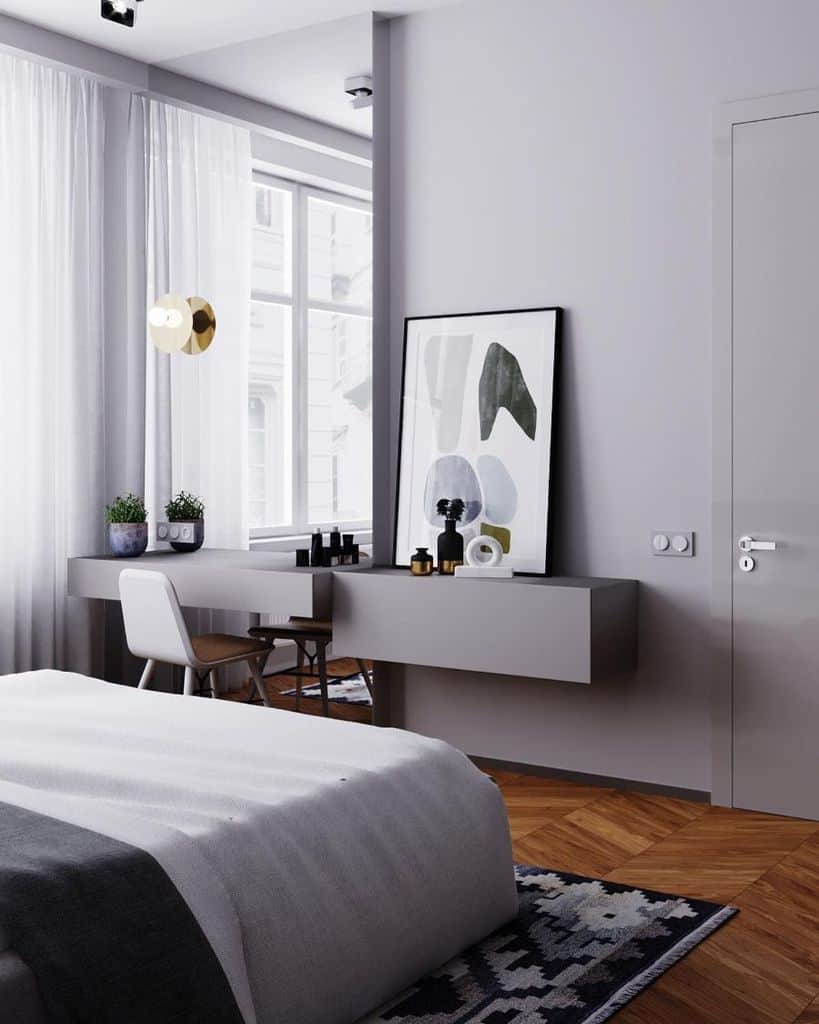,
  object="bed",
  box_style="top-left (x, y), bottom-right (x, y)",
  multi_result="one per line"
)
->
top-left (0, 671), bottom-right (517, 1024)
